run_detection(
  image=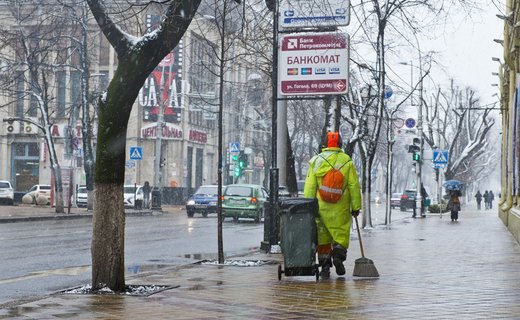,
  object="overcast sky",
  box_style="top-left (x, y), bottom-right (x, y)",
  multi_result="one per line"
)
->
top-left (419, 1), bottom-right (504, 106)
